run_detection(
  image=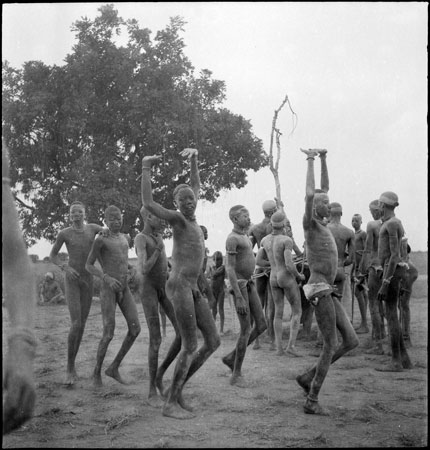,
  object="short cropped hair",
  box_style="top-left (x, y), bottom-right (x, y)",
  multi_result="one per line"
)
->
top-left (369, 200), bottom-right (379, 209)
top-left (213, 250), bottom-right (223, 260)
top-left (229, 205), bottom-right (246, 221)
top-left (353, 213), bottom-right (362, 220)
top-left (70, 201), bottom-right (85, 210)
top-left (173, 183), bottom-right (191, 199)
top-left (104, 205), bottom-right (121, 218)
